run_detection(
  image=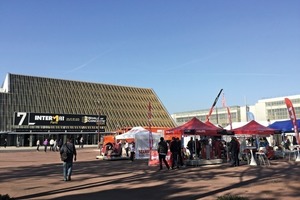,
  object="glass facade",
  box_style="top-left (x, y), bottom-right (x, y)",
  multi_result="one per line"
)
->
top-left (265, 98), bottom-right (300, 121)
